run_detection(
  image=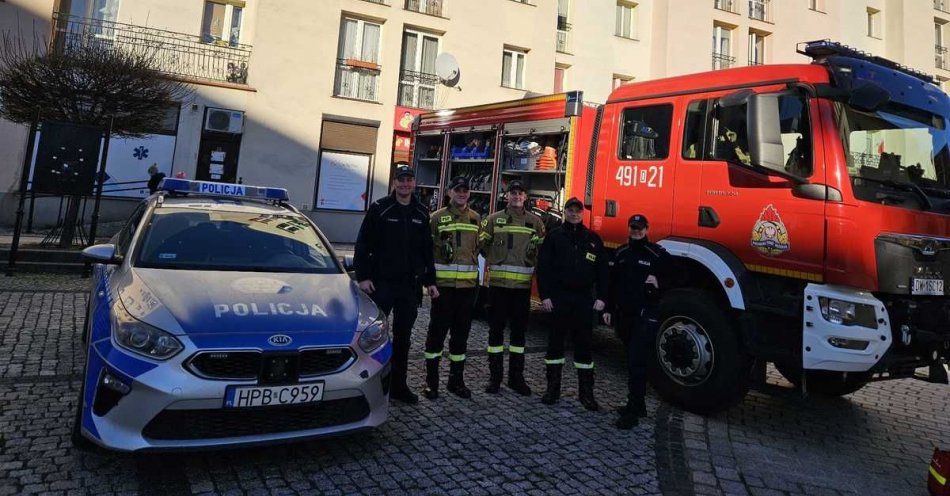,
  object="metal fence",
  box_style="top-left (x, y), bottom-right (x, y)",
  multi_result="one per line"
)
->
top-left (937, 0), bottom-right (950, 13)
top-left (749, 0), bottom-right (771, 22)
top-left (556, 26), bottom-right (571, 53)
top-left (405, 0), bottom-right (442, 16)
top-left (938, 45), bottom-right (949, 70)
top-left (398, 70), bottom-right (439, 109)
top-left (51, 13), bottom-right (252, 85)
top-left (335, 59), bottom-right (381, 102)
top-left (714, 0), bottom-right (738, 14)
top-left (712, 52), bottom-right (736, 70)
